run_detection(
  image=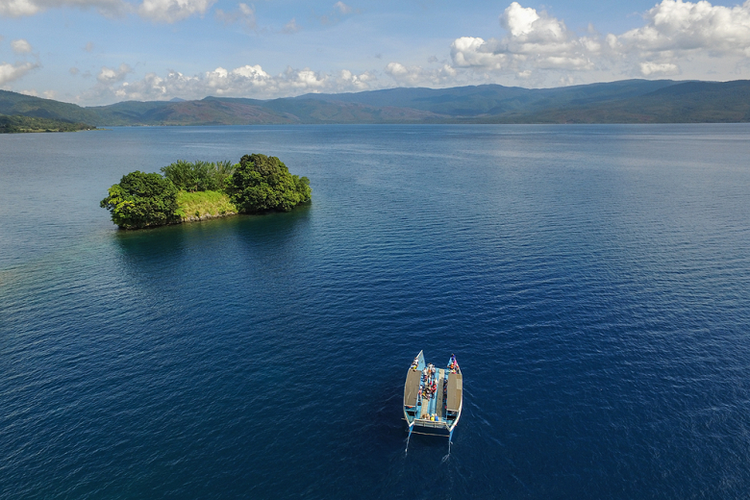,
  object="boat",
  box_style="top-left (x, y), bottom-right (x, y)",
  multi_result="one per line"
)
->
top-left (403, 351), bottom-right (463, 443)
